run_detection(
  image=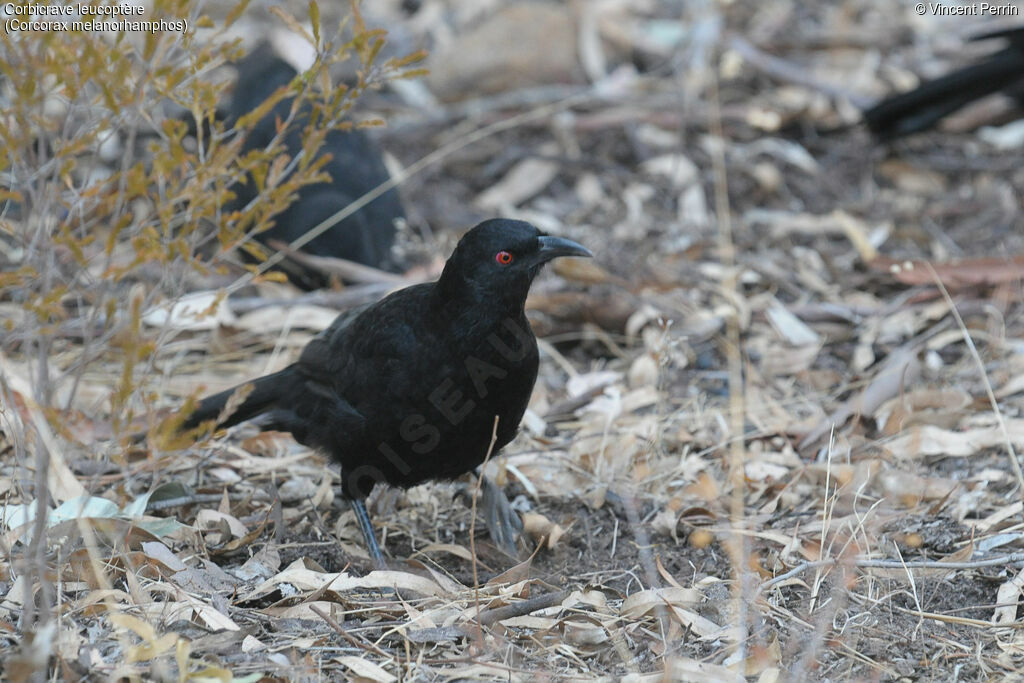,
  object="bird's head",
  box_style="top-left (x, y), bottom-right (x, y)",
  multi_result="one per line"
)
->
top-left (437, 219), bottom-right (592, 307)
